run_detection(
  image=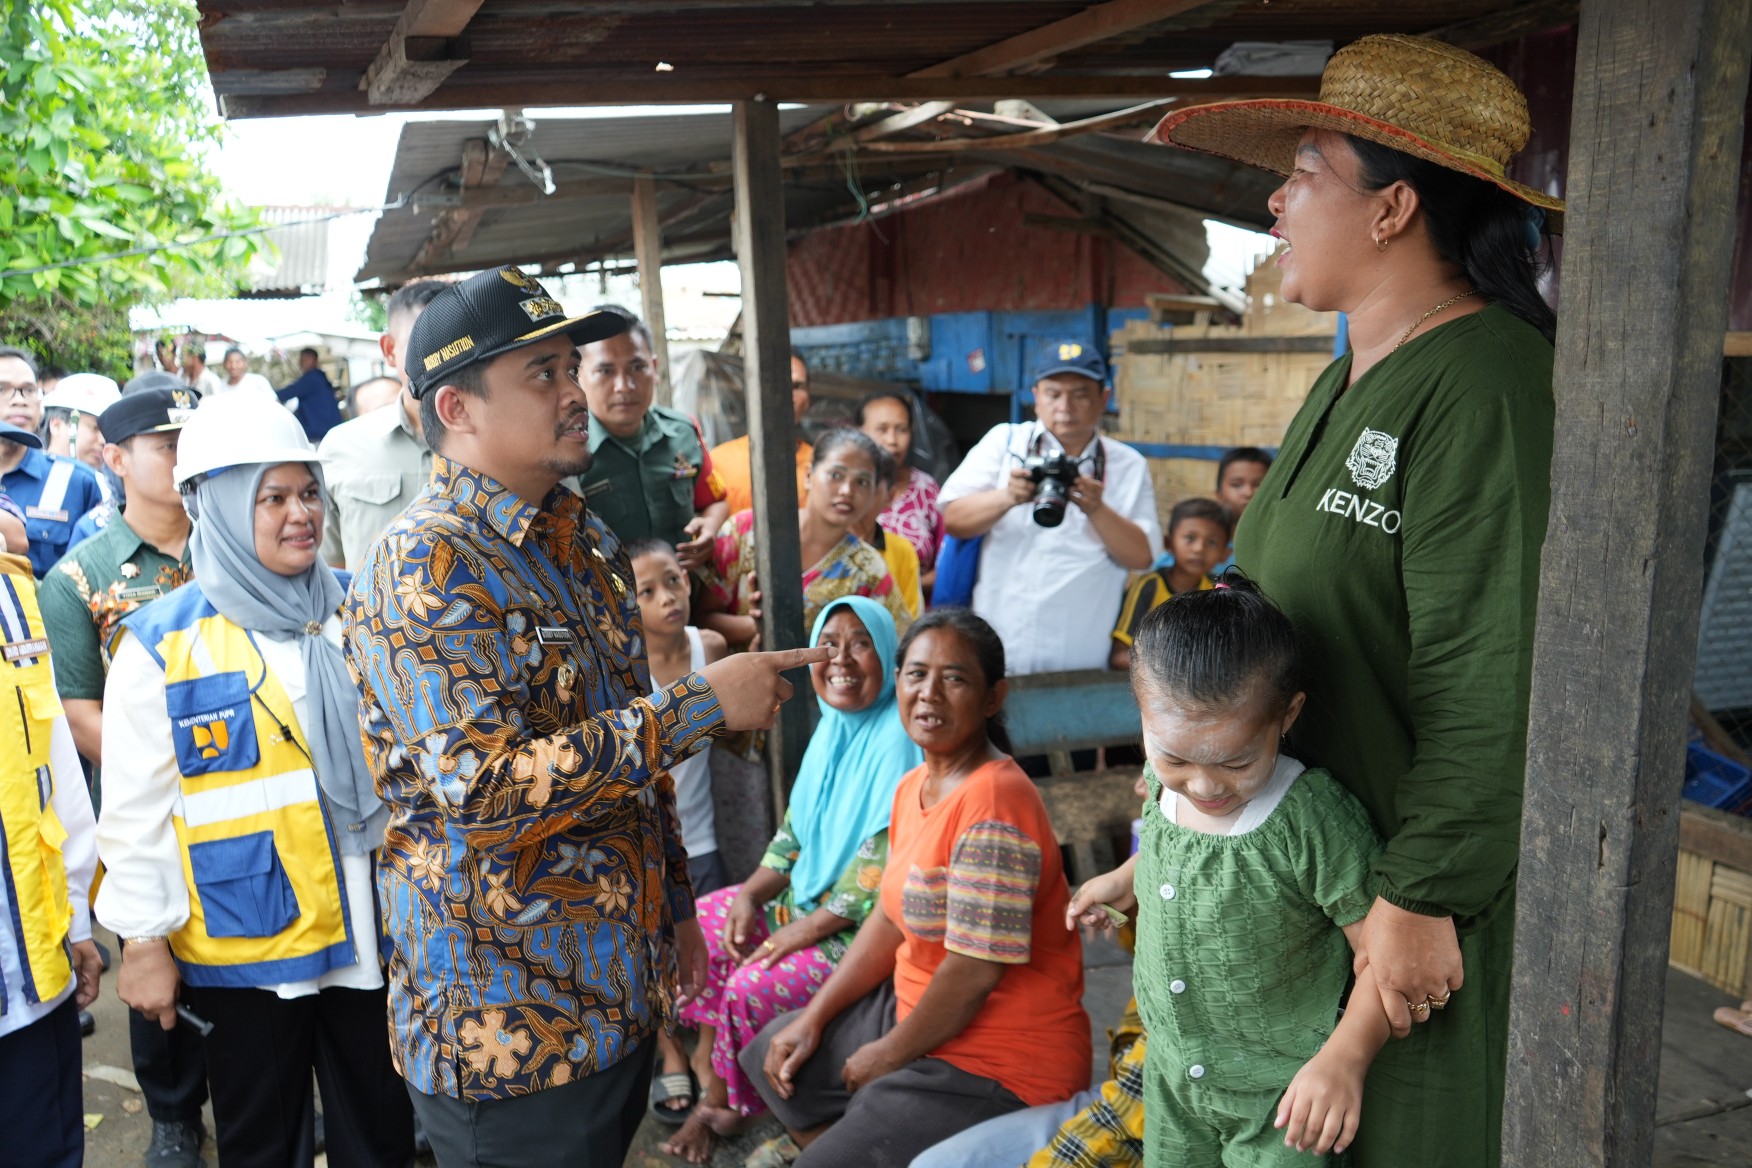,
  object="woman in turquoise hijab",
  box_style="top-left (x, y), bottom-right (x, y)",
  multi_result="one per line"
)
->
top-left (665, 596), bottom-right (920, 1164)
